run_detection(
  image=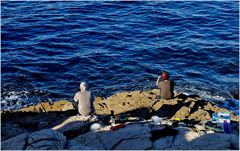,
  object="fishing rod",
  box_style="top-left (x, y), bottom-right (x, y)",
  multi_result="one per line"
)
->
top-left (151, 1), bottom-right (167, 78)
